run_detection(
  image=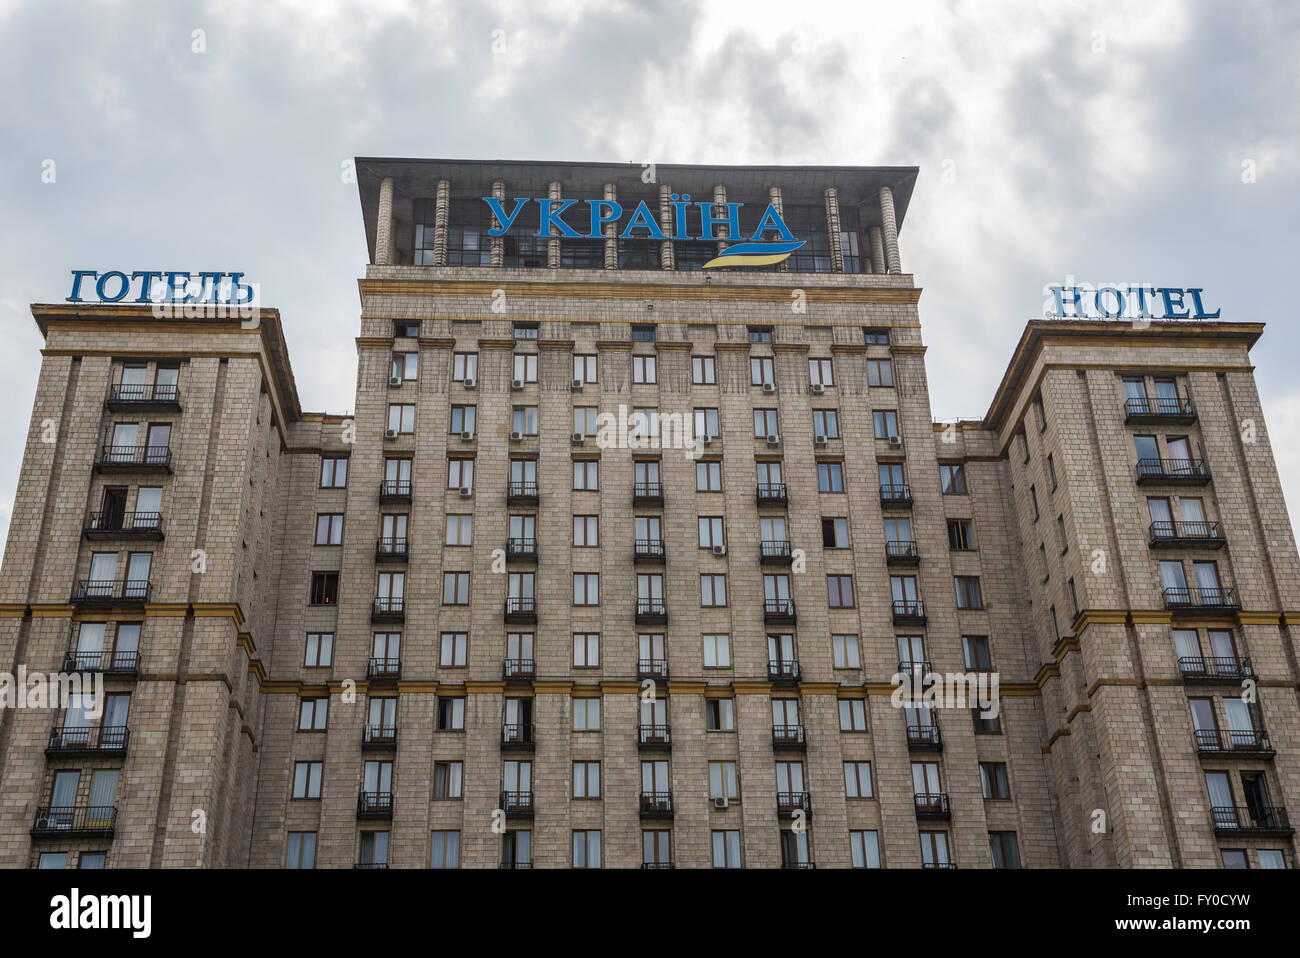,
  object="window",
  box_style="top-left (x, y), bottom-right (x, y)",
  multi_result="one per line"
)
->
top-left (866, 358), bottom-right (893, 387)
top-left (813, 409), bottom-right (839, 438)
top-left (947, 519), bottom-right (974, 550)
top-left (749, 357), bottom-right (775, 388)
top-left (696, 460), bottom-right (722, 491)
top-left (698, 516), bottom-right (725, 549)
top-left (437, 697), bottom-right (465, 730)
top-left (573, 830), bottom-right (602, 868)
top-left (314, 514), bottom-right (343, 546)
top-left (513, 323), bottom-right (539, 340)
top-left (963, 635), bottom-right (993, 671)
top-left (703, 633), bottom-right (731, 668)
top-left (748, 326), bottom-right (773, 343)
top-left (1030, 484), bottom-right (1040, 520)
top-left (1047, 453), bottom-right (1058, 491)
top-left (573, 698), bottom-right (601, 731)
top-left (445, 514), bottom-right (473, 546)
top-left (920, 831), bottom-right (951, 867)
top-left (833, 634), bottom-right (860, 669)
top-left (573, 632), bottom-right (600, 668)
top-left (821, 517), bottom-right (849, 548)
top-left (512, 406), bottom-right (539, 436)
top-left (711, 830), bottom-right (742, 868)
top-left (707, 699), bottom-right (735, 731)
top-left (442, 572), bottom-right (470, 605)
top-left (862, 327), bottom-right (889, 345)
top-left (630, 407), bottom-right (659, 441)
top-left (633, 355), bottom-right (657, 384)
top-left (448, 457), bottom-right (474, 491)
top-left (839, 699), bottom-right (868, 731)
top-left (286, 832), bottom-right (317, 869)
top-left (955, 576), bottom-right (983, 609)
top-left (450, 405), bottom-right (476, 434)
top-left (304, 632), bottom-right (333, 667)
top-left (433, 761), bottom-right (463, 799)
top-left (1258, 850), bottom-right (1287, 869)
top-left (573, 460), bottom-right (599, 490)
top-left (939, 463), bottom-right (967, 494)
top-left (1069, 577), bottom-right (1079, 617)
top-left (387, 403), bottom-right (415, 434)
top-left (873, 410), bottom-right (899, 439)
top-left (980, 762), bottom-right (1010, 799)
top-left (440, 632), bottom-right (468, 667)
top-left (452, 352), bottom-right (478, 382)
top-left (1057, 515), bottom-right (1068, 553)
top-left (1049, 605), bottom-right (1060, 641)
top-left (430, 831), bottom-right (460, 869)
top-left (974, 707), bottom-right (1002, 734)
top-left (850, 831), bottom-right (881, 868)
top-left (292, 761), bottom-right (323, 799)
top-left (309, 572), bottom-right (338, 605)
top-left (808, 358), bottom-right (833, 387)
top-left (298, 698), bottom-right (328, 731)
top-left (1032, 391), bottom-right (1046, 432)
top-left (512, 353), bottom-right (537, 383)
top-left (709, 761), bottom-right (739, 799)
top-left (818, 462), bottom-right (844, 492)
top-left (631, 324), bottom-right (656, 342)
top-left (573, 573), bottom-right (600, 606)
top-left (394, 321), bottom-right (419, 338)
top-left (573, 354), bottom-right (597, 385)
top-left (1220, 849), bottom-right (1248, 870)
top-left (573, 515), bottom-right (598, 547)
top-left (692, 355), bottom-right (716, 384)
top-left (989, 832), bottom-right (1022, 868)
top-left (391, 351), bottom-right (418, 381)
top-left (844, 761), bottom-right (873, 798)
top-left (753, 409), bottom-right (779, 437)
top-left (643, 830), bottom-right (672, 868)
top-left (573, 406), bottom-right (598, 437)
top-left (573, 762), bottom-right (601, 798)
top-left (827, 575), bottom-right (855, 608)
top-left (700, 574), bottom-right (728, 607)
top-left (693, 408), bottom-right (720, 439)
top-left (320, 457), bottom-right (348, 488)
